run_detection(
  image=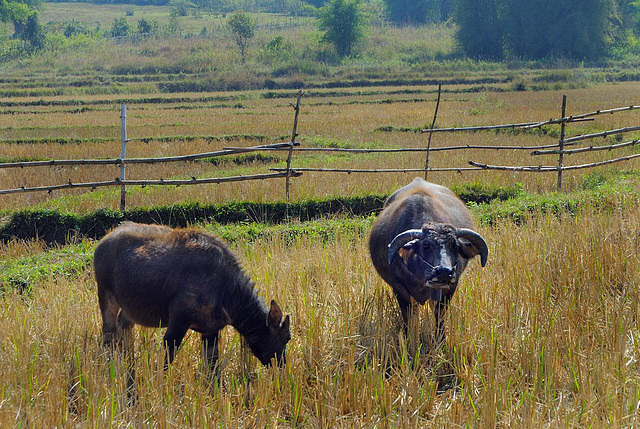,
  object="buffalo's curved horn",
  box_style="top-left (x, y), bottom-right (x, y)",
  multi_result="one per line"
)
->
top-left (387, 229), bottom-right (424, 265)
top-left (456, 228), bottom-right (489, 267)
